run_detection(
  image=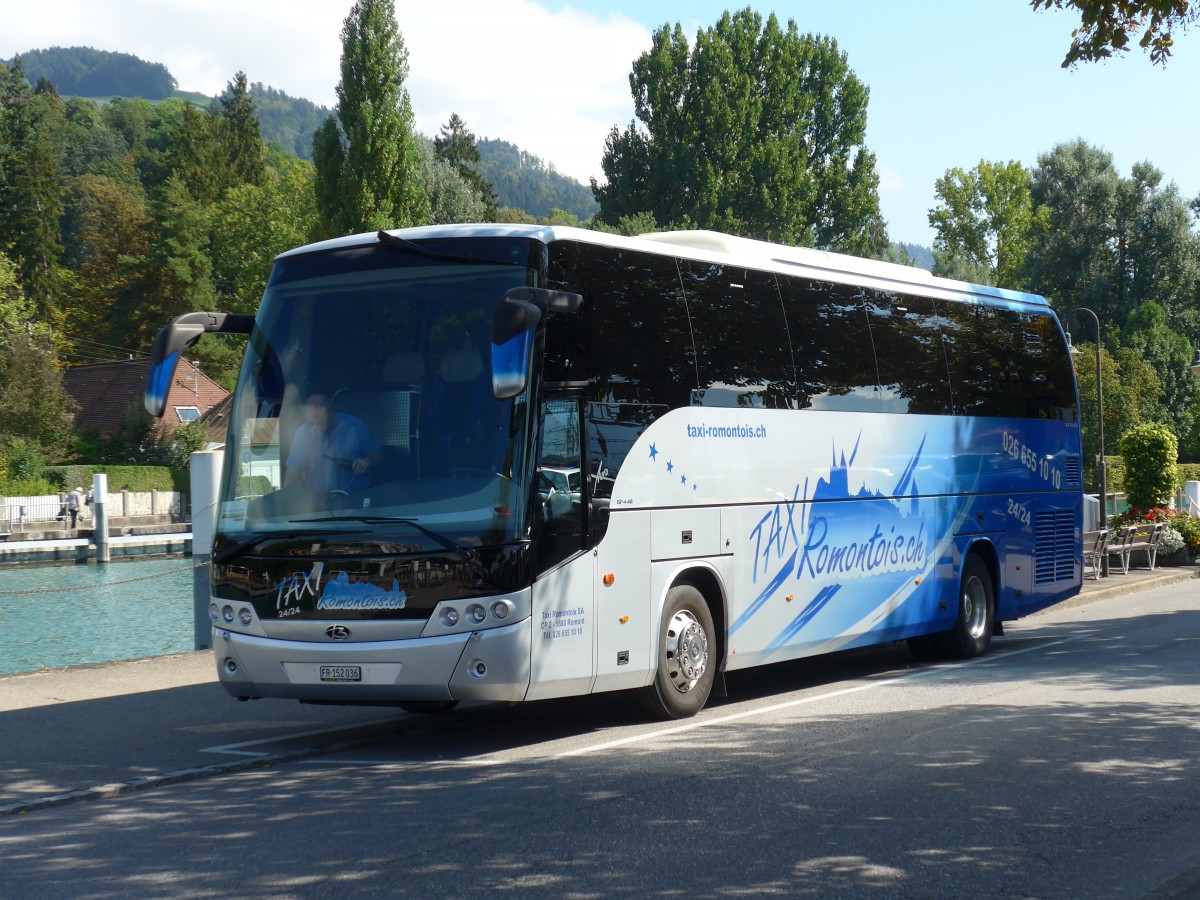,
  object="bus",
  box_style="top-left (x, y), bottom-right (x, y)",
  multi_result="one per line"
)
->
top-left (146, 225), bottom-right (1083, 719)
